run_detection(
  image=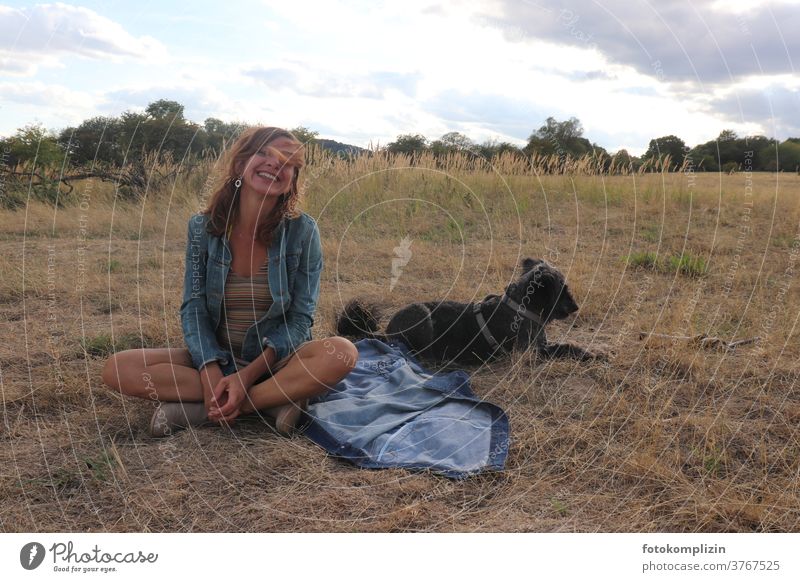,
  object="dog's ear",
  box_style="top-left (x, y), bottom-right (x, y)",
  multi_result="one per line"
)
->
top-left (520, 257), bottom-right (544, 273)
